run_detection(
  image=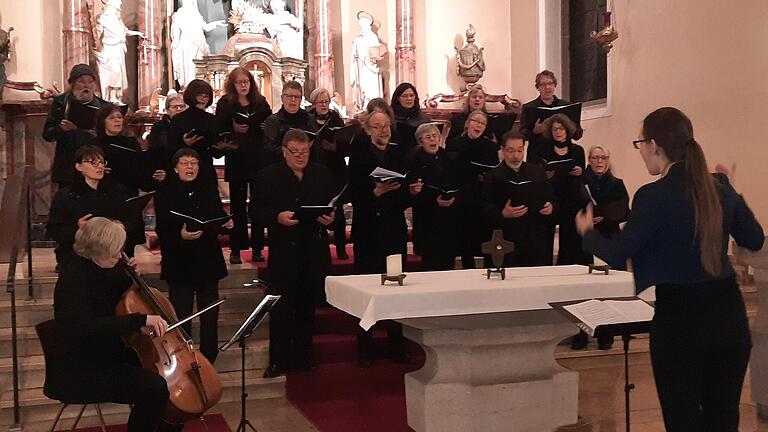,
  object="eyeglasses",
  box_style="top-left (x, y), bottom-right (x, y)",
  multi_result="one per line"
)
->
top-left (81, 159), bottom-right (107, 167)
top-left (469, 118), bottom-right (487, 126)
top-left (235, 80), bottom-right (250, 86)
top-left (282, 94), bottom-right (302, 101)
top-left (314, 99), bottom-right (330, 105)
top-left (419, 133), bottom-right (440, 141)
top-left (284, 147), bottom-right (310, 157)
top-left (368, 124), bottom-right (391, 133)
top-left (632, 139), bottom-right (649, 149)
top-left (177, 160), bottom-right (199, 167)
top-left (589, 155), bottom-right (609, 161)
